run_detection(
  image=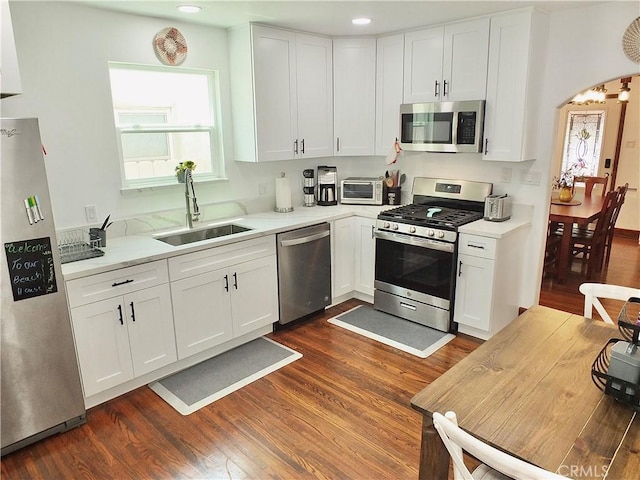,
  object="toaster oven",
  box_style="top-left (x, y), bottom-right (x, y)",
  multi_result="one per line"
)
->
top-left (340, 177), bottom-right (384, 205)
